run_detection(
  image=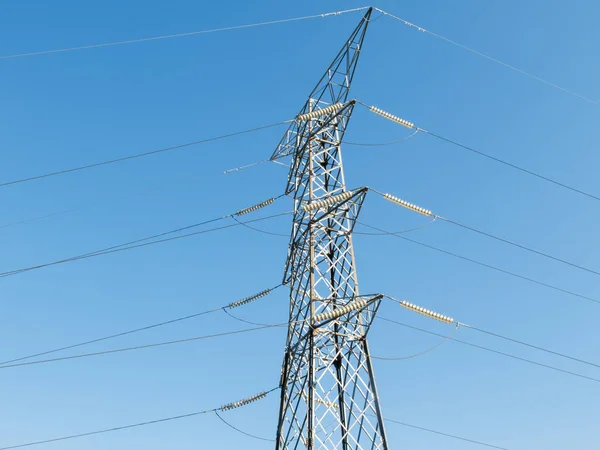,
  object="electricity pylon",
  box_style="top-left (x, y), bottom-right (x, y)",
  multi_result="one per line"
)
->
top-left (273, 8), bottom-right (389, 449)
